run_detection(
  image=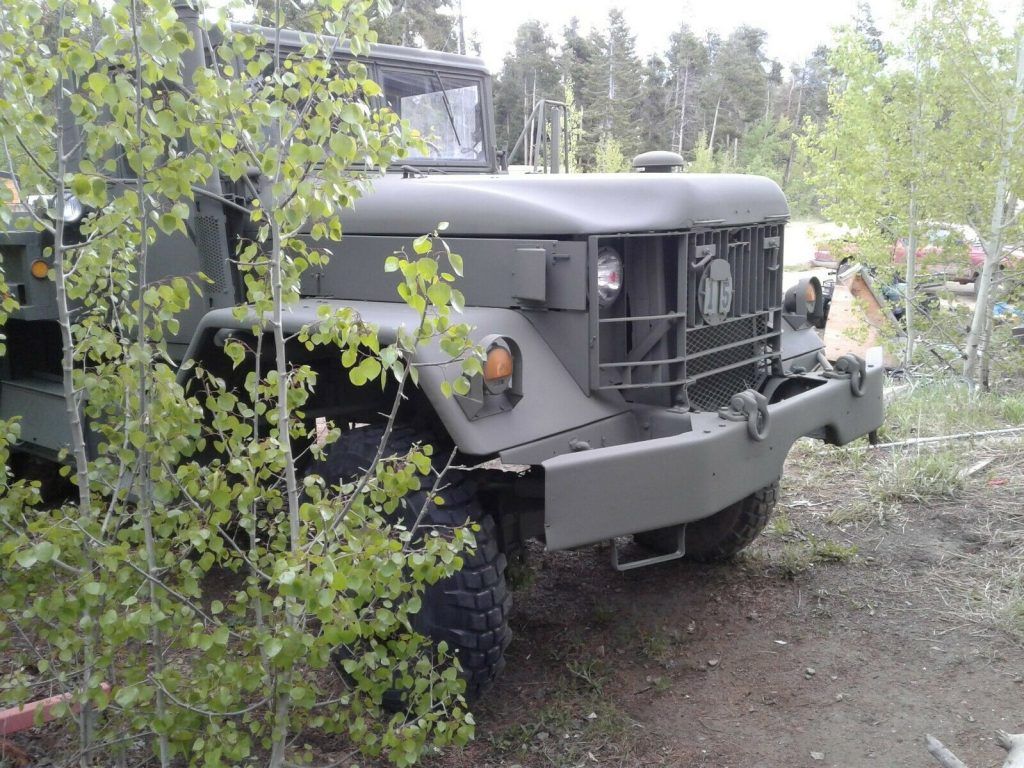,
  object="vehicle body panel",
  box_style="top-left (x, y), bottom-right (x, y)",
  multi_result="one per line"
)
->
top-left (336, 173), bottom-right (788, 238)
top-left (184, 301), bottom-right (628, 458)
top-left (542, 364), bottom-right (885, 550)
